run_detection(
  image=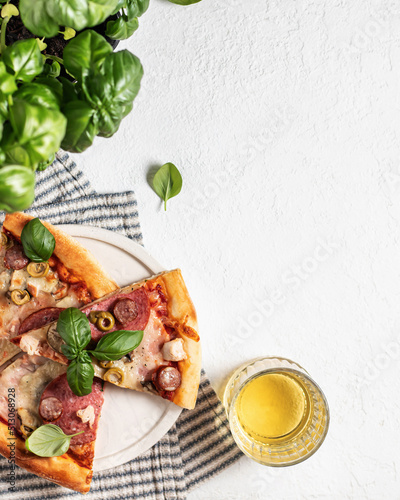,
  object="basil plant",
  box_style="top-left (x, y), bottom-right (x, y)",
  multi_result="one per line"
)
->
top-left (0, 0), bottom-right (148, 212)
